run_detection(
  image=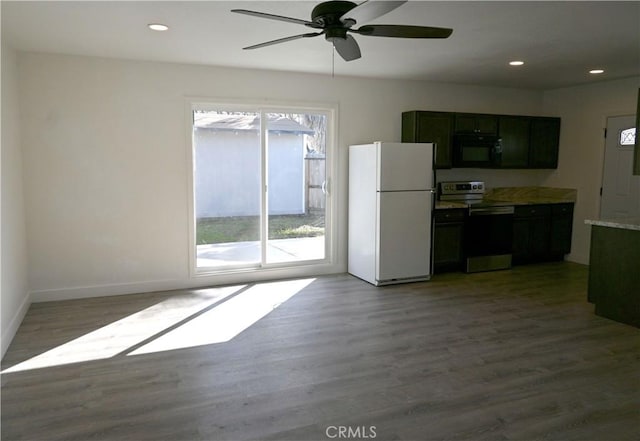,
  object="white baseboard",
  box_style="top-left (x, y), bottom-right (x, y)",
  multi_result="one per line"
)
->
top-left (30, 263), bottom-right (345, 303)
top-left (30, 278), bottom-right (188, 303)
top-left (1, 292), bottom-right (32, 359)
